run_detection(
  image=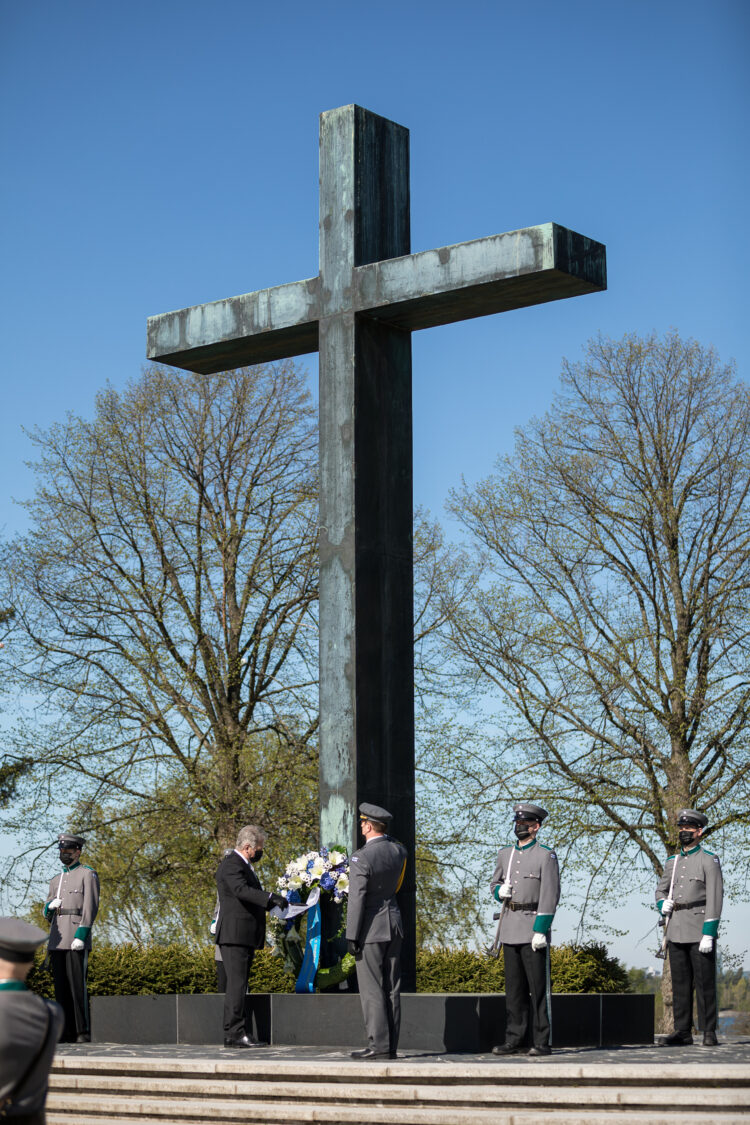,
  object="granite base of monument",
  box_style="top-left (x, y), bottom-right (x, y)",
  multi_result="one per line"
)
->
top-left (91, 992), bottom-right (653, 1049)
